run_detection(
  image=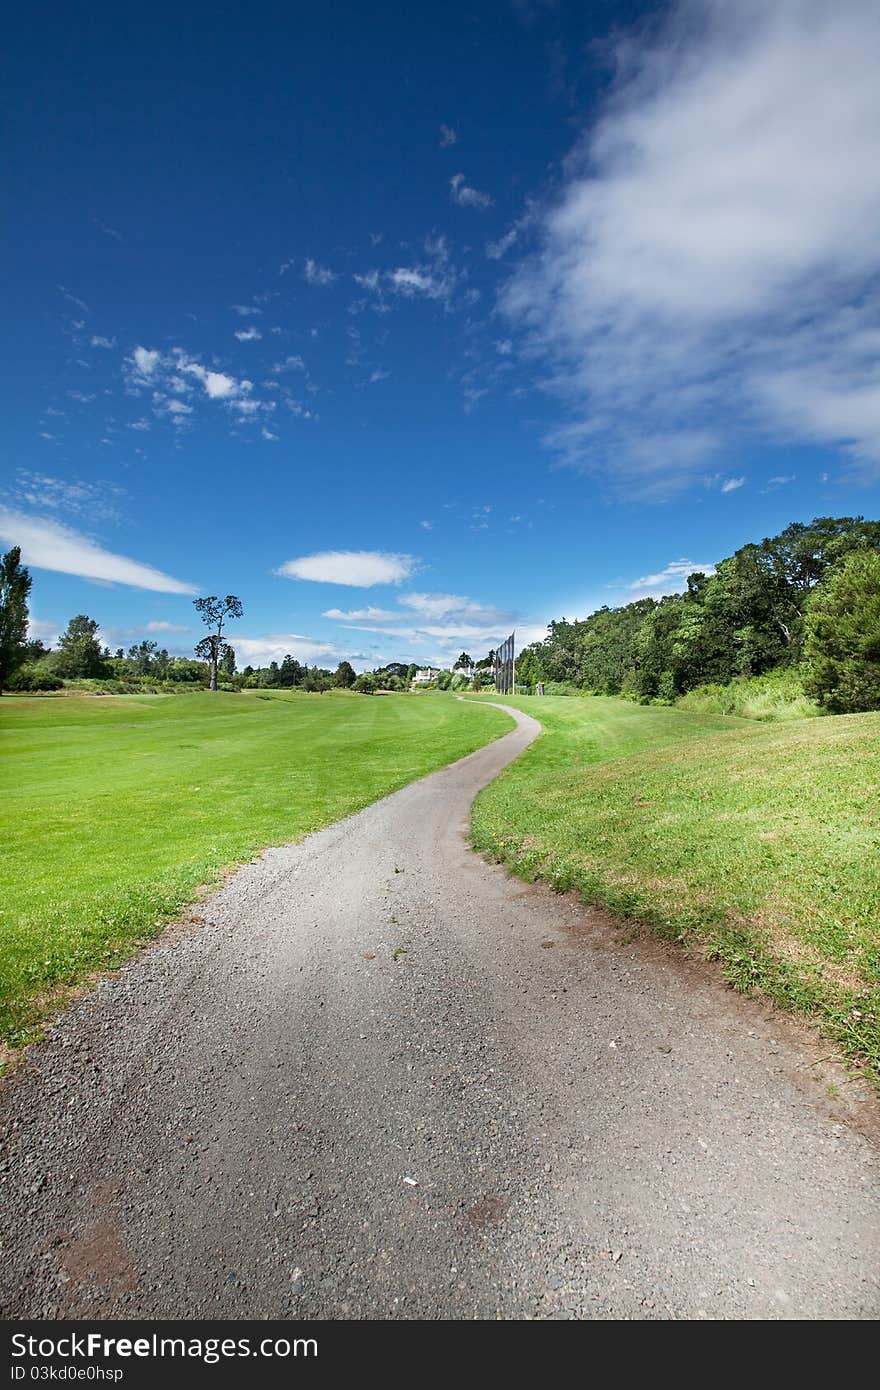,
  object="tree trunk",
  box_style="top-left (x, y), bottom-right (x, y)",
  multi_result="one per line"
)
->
top-left (210, 661), bottom-right (218, 691)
